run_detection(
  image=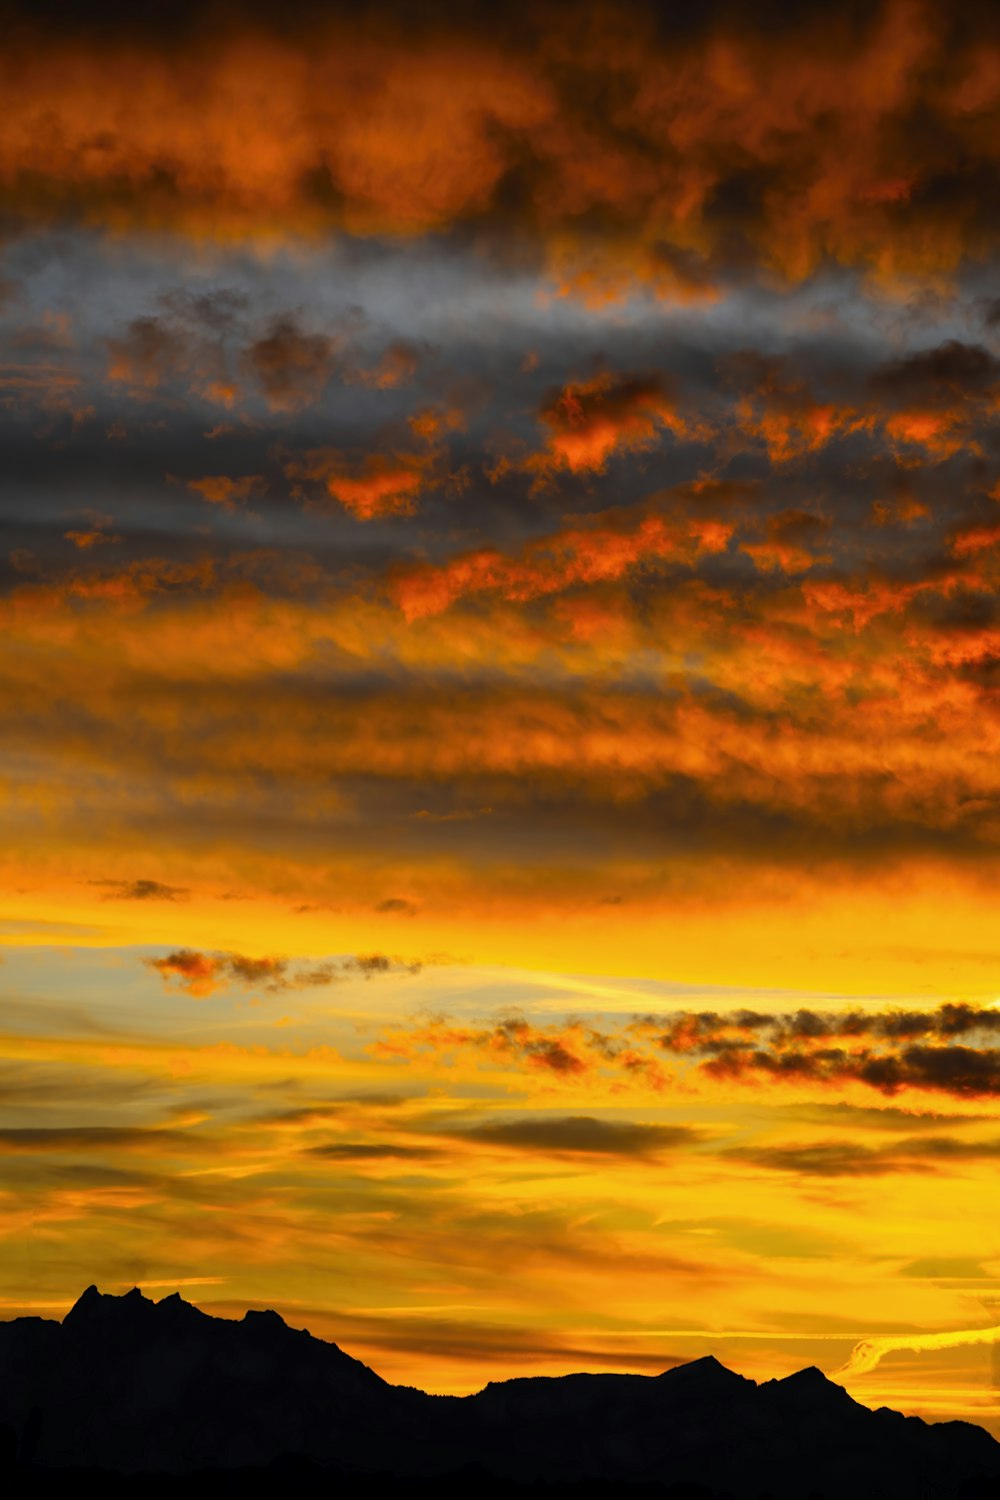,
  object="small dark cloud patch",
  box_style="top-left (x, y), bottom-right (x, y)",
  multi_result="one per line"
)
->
top-left (726, 1134), bottom-right (1000, 1177)
top-left (241, 315), bottom-right (335, 410)
top-left (870, 340), bottom-right (999, 401)
top-left (776, 1101), bottom-right (993, 1130)
top-left (107, 314), bottom-right (187, 389)
top-left (453, 1115), bottom-right (702, 1158)
top-left (0, 1126), bottom-right (205, 1152)
top-left (900, 1256), bottom-right (994, 1279)
top-left (257, 1093), bottom-right (412, 1124)
top-left (306, 1142), bottom-right (442, 1162)
top-left (145, 949), bottom-right (424, 995)
top-left (726, 1141), bottom-right (915, 1177)
top-left (97, 878), bottom-right (188, 902)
